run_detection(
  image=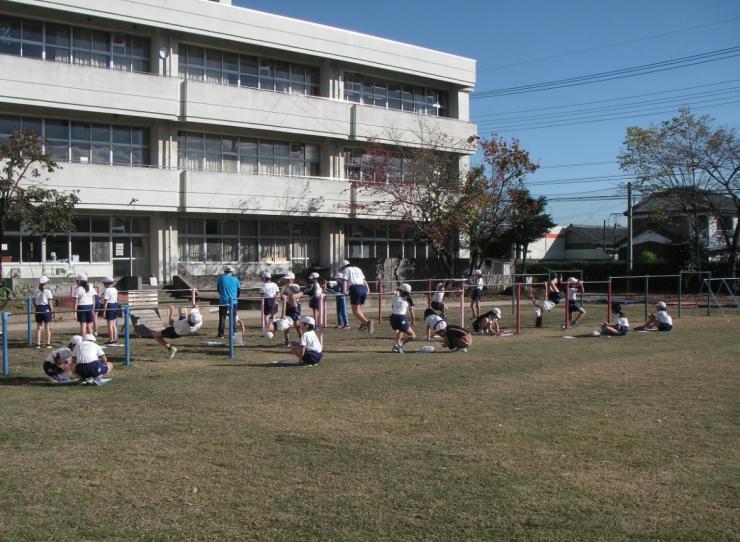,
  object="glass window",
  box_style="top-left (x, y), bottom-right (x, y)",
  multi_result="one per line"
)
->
top-left (46, 236), bottom-right (69, 261)
top-left (274, 61), bottom-right (290, 93)
top-left (71, 237), bottom-right (91, 262)
top-left (205, 49), bottom-right (222, 83)
top-left (92, 239), bottom-right (110, 261)
top-left (259, 59), bottom-right (274, 90)
top-left (91, 217), bottom-right (109, 233)
top-left (22, 118), bottom-right (42, 136)
top-left (240, 55), bottom-right (258, 88)
top-left (22, 237), bottom-right (42, 262)
top-left (240, 239), bottom-right (257, 262)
